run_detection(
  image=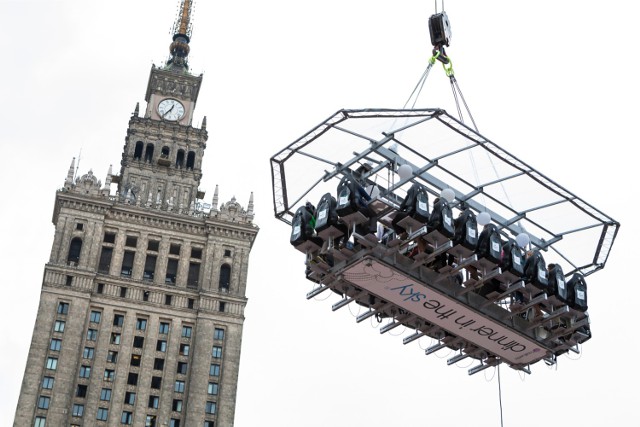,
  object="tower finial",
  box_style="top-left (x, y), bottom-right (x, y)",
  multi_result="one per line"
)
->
top-left (167, 0), bottom-right (194, 70)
